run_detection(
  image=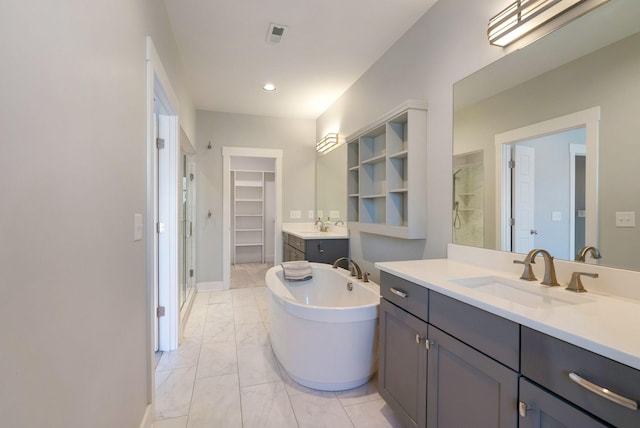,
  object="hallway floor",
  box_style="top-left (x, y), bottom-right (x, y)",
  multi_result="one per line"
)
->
top-left (154, 263), bottom-right (400, 428)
